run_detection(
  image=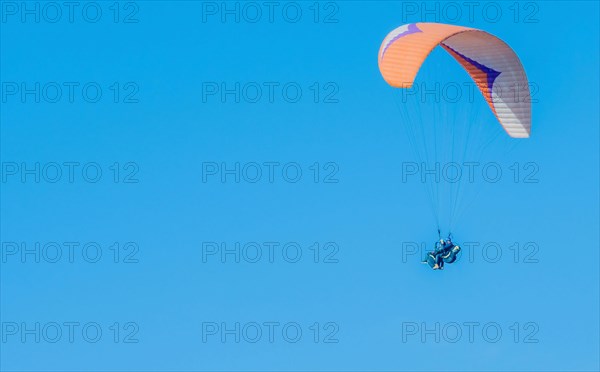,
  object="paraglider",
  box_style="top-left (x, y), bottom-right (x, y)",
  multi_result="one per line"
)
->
top-left (422, 233), bottom-right (461, 270)
top-left (378, 23), bottom-right (531, 270)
